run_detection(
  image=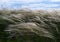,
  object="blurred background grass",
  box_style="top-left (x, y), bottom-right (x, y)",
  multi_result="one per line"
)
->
top-left (0, 9), bottom-right (60, 42)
